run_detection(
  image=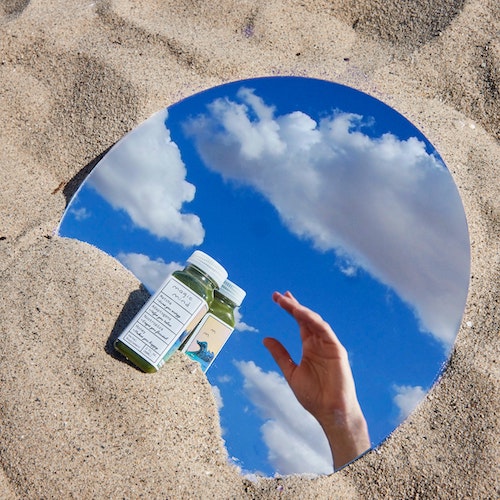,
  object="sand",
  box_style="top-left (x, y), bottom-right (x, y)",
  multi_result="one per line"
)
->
top-left (0, 0), bottom-right (498, 498)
